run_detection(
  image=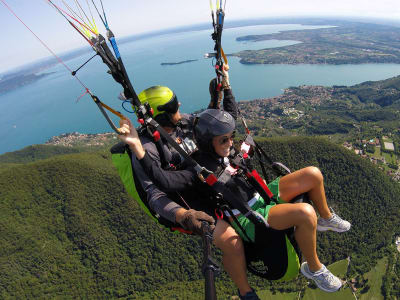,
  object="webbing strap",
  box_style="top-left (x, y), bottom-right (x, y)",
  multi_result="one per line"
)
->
top-left (248, 170), bottom-right (274, 199)
top-left (220, 204), bottom-right (254, 243)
